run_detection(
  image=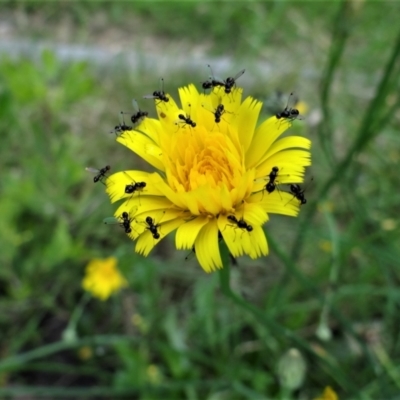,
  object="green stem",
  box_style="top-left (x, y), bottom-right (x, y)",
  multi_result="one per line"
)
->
top-left (291, 23), bottom-right (400, 261)
top-left (217, 243), bottom-right (356, 392)
top-left (67, 292), bottom-right (91, 333)
top-left (269, 235), bottom-right (377, 367)
top-left (61, 292), bottom-right (91, 343)
top-left (0, 335), bottom-right (136, 372)
top-left (373, 342), bottom-right (400, 390)
top-left (370, 93), bottom-right (400, 134)
top-left (319, 0), bottom-right (352, 166)
top-left (0, 380), bottom-right (227, 397)
top-left (316, 207), bottom-right (341, 341)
